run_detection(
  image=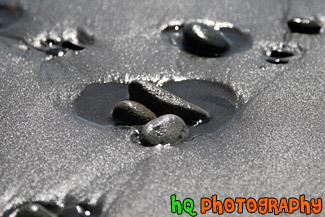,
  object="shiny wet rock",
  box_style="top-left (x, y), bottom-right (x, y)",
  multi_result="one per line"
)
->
top-left (269, 50), bottom-right (294, 58)
top-left (61, 41), bottom-right (85, 51)
top-left (129, 80), bottom-right (210, 125)
top-left (161, 21), bottom-right (252, 57)
top-left (182, 22), bottom-right (231, 57)
top-left (112, 100), bottom-right (157, 125)
top-left (140, 114), bottom-right (189, 146)
top-left (287, 17), bottom-right (321, 34)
